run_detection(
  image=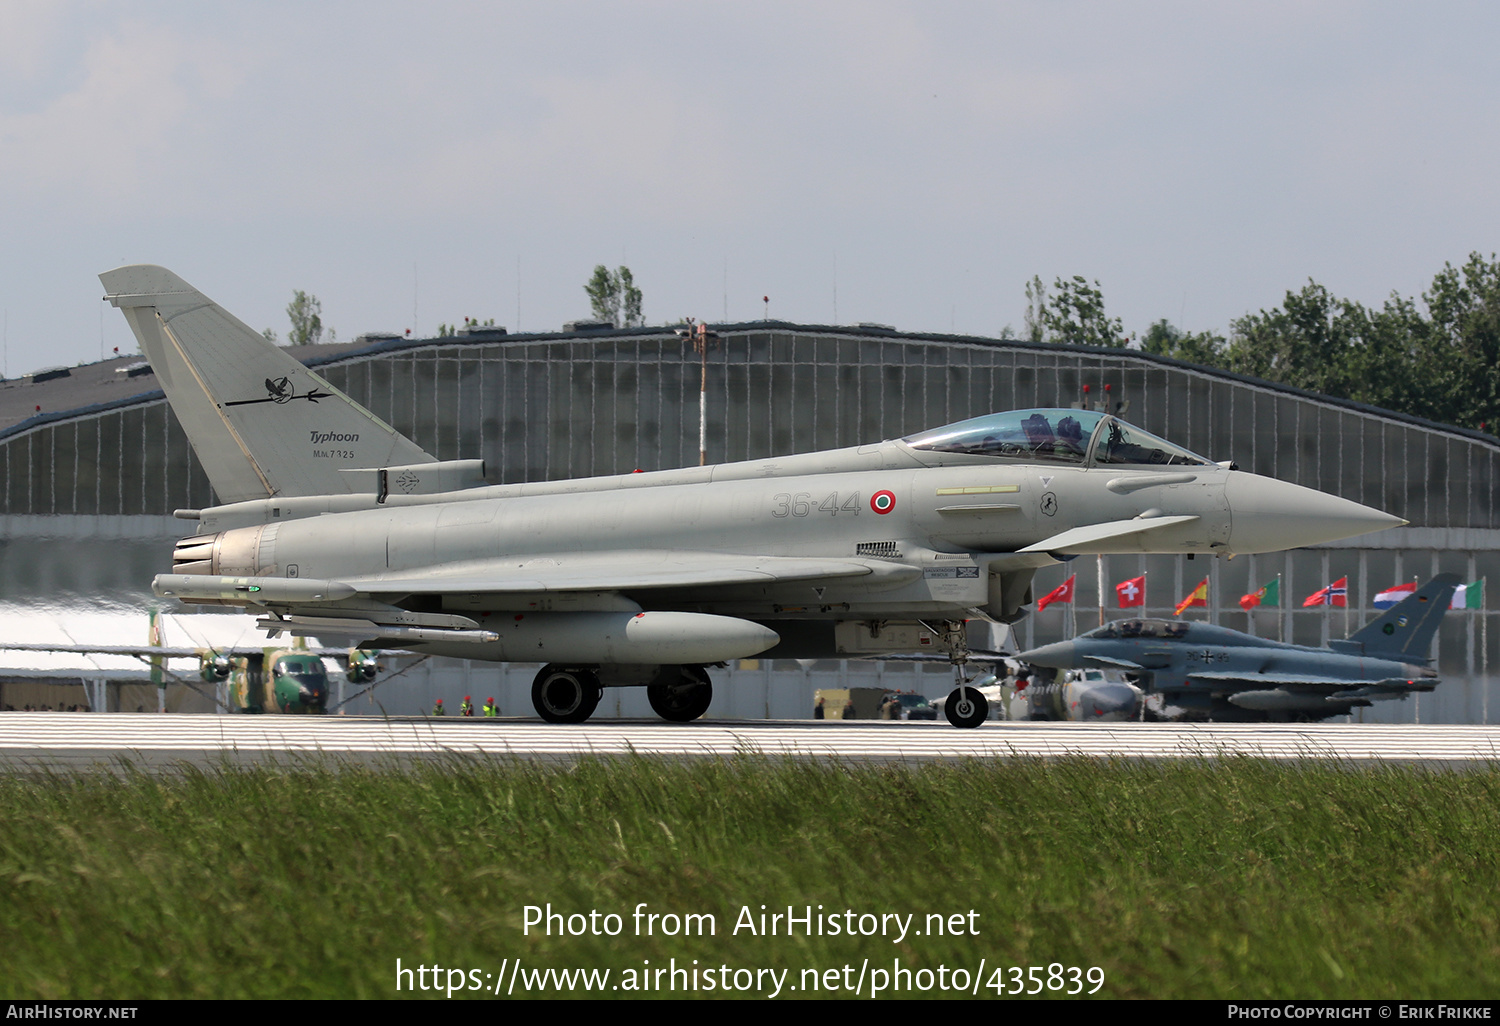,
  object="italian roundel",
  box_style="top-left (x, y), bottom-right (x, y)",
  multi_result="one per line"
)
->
top-left (870, 490), bottom-right (896, 514)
